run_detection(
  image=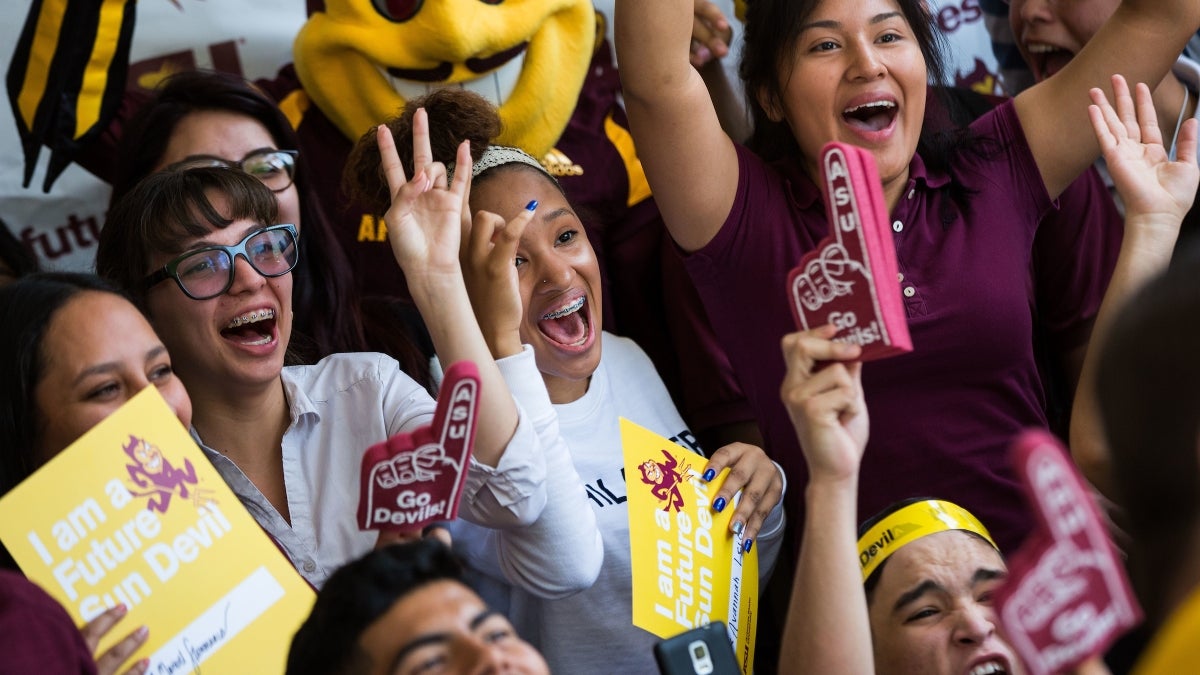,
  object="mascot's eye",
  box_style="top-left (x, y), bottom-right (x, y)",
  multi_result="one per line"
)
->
top-left (479, 0), bottom-right (504, 4)
top-left (371, 0), bottom-right (423, 22)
